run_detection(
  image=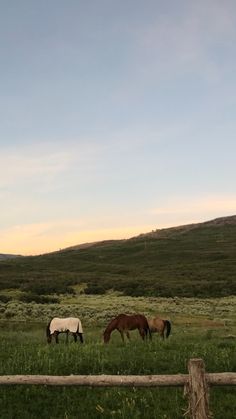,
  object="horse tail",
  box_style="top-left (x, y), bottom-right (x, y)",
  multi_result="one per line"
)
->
top-left (77, 319), bottom-right (84, 343)
top-left (164, 320), bottom-right (171, 338)
top-left (77, 318), bottom-right (83, 334)
top-left (46, 320), bottom-right (52, 343)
